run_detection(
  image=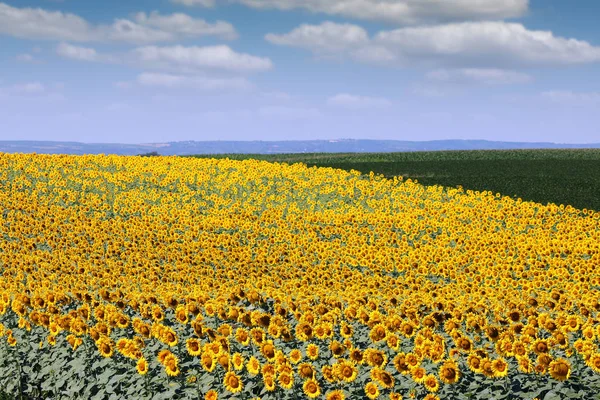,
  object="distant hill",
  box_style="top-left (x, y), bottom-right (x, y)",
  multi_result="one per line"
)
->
top-left (1, 139), bottom-right (599, 155)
